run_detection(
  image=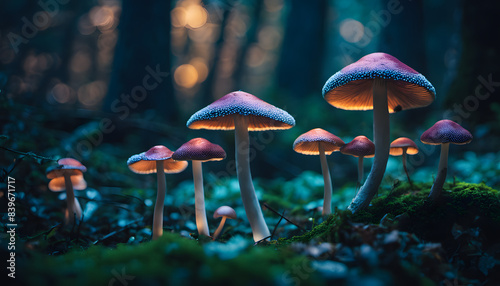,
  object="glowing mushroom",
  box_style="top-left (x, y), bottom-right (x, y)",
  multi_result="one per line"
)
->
top-left (420, 120), bottom-right (472, 200)
top-left (212, 206), bottom-right (237, 240)
top-left (389, 137), bottom-right (419, 185)
top-left (46, 158), bottom-right (87, 225)
top-left (340, 136), bottom-right (375, 189)
top-left (322, 52), bottom-right (435, 213)
top-left (293, 128), bottom-right (345, 215)
top-left (127, 145), bottom-right (188, 240)
top-left (172, 138), bottom-right (226, 237)
top-left (187, 91), bottom-right (295, 242)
